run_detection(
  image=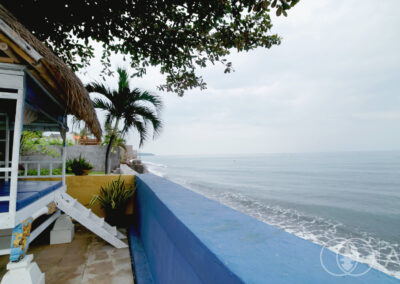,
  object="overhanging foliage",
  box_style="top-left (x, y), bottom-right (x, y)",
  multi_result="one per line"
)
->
top-left (3, 0), bottom-right (300, 96)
